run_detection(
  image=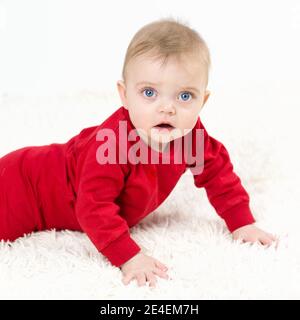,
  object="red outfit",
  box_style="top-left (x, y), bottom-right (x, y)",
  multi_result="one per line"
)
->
top-left (0, 106), bottom-right (255, 267)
